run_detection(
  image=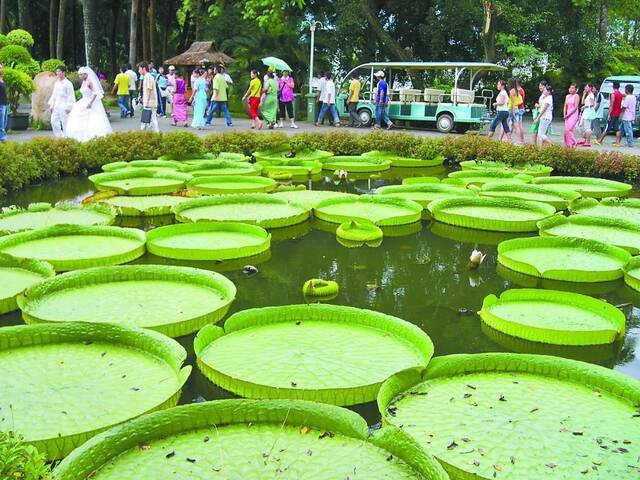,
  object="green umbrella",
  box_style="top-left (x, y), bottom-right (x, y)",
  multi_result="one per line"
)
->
top-left (261, 56), bottom-right (293, 72)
